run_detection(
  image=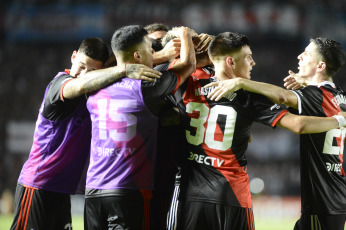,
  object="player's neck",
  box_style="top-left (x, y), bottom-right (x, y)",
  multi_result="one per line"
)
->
top-left (309, 73), bottom-right (333, 85)
top-left (215, 68), bottom-right (236, 81)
